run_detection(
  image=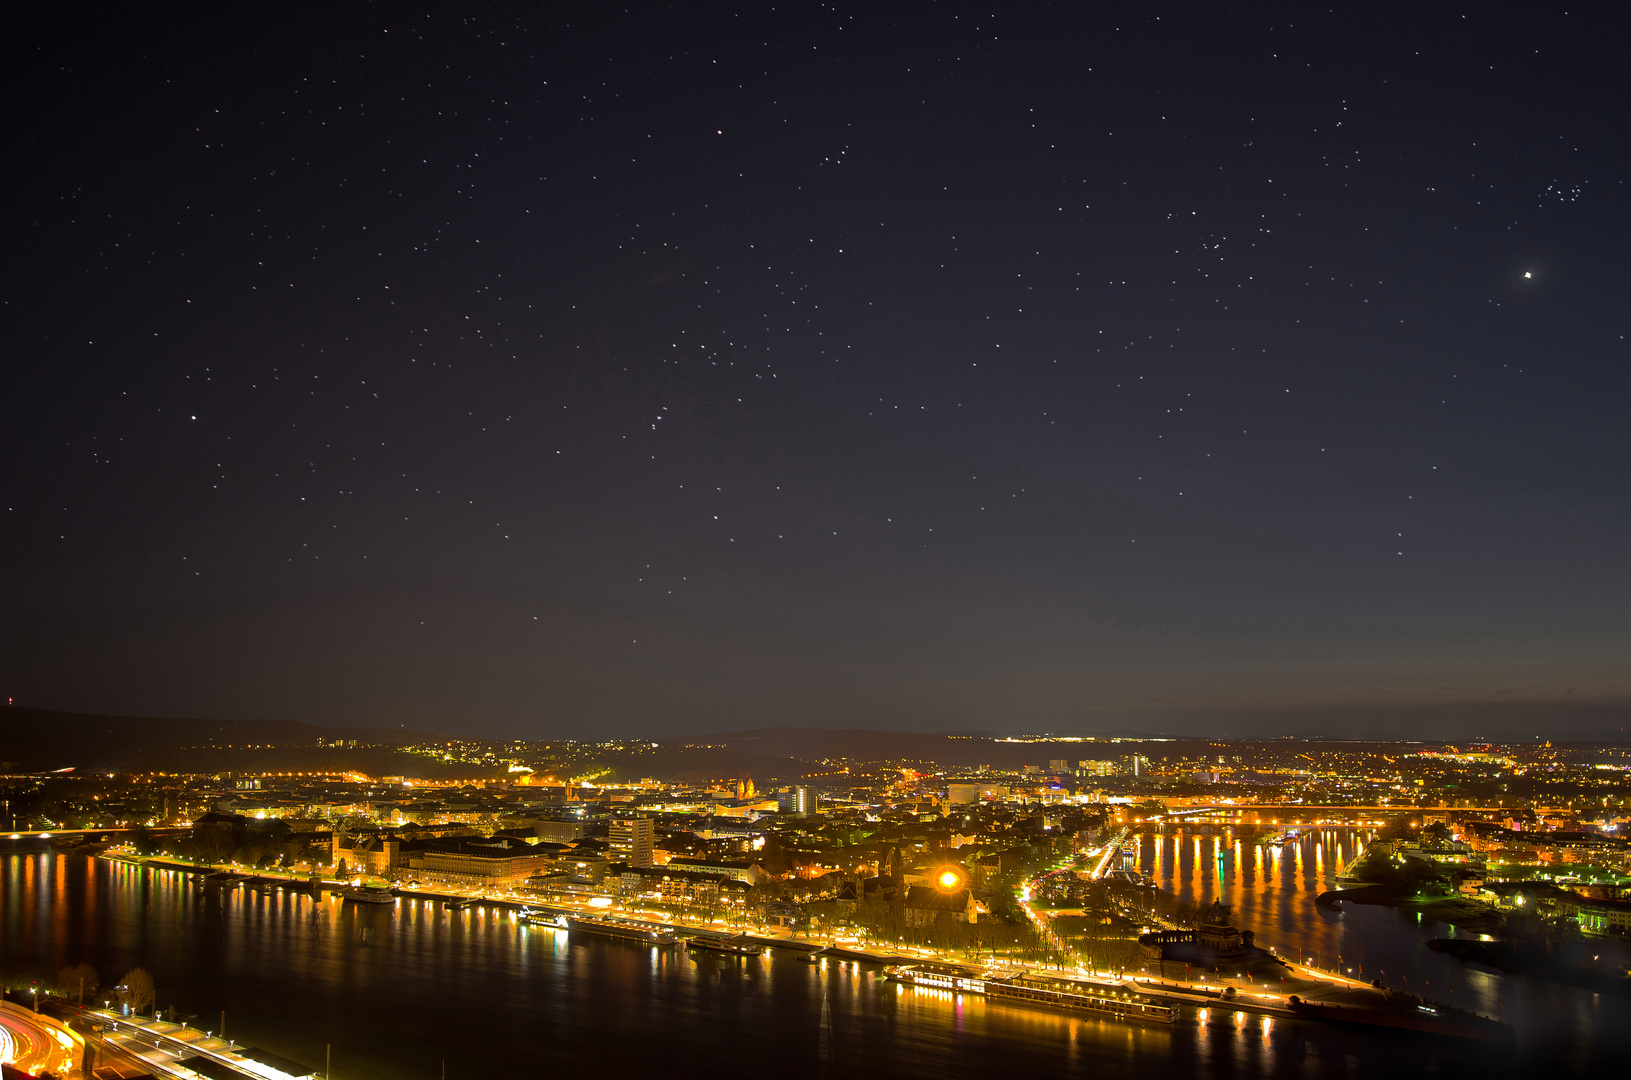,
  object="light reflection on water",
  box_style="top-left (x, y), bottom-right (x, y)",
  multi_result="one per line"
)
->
top-left (0, 847), bottom-right (1625, 1077)
top-left (1142, 824), bottom-right (1631, 1061)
